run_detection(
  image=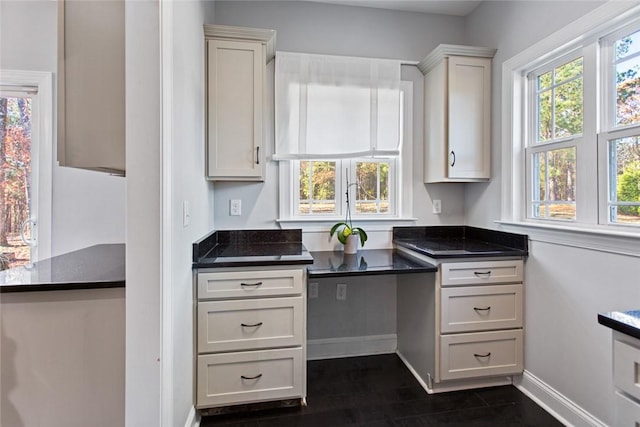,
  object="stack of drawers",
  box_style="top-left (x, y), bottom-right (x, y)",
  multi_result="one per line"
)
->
top-left (195, 267), bottom-right (306, 409)
top-left (438, 259), bottom-right (524, 381)
top-left (613, 332), bottom-right (640, 425)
